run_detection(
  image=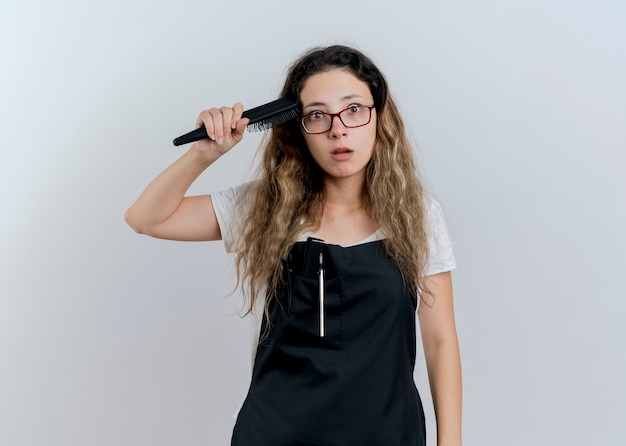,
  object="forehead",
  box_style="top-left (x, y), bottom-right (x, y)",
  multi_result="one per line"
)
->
top-left (300, 69), bottom-right (372, 108)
